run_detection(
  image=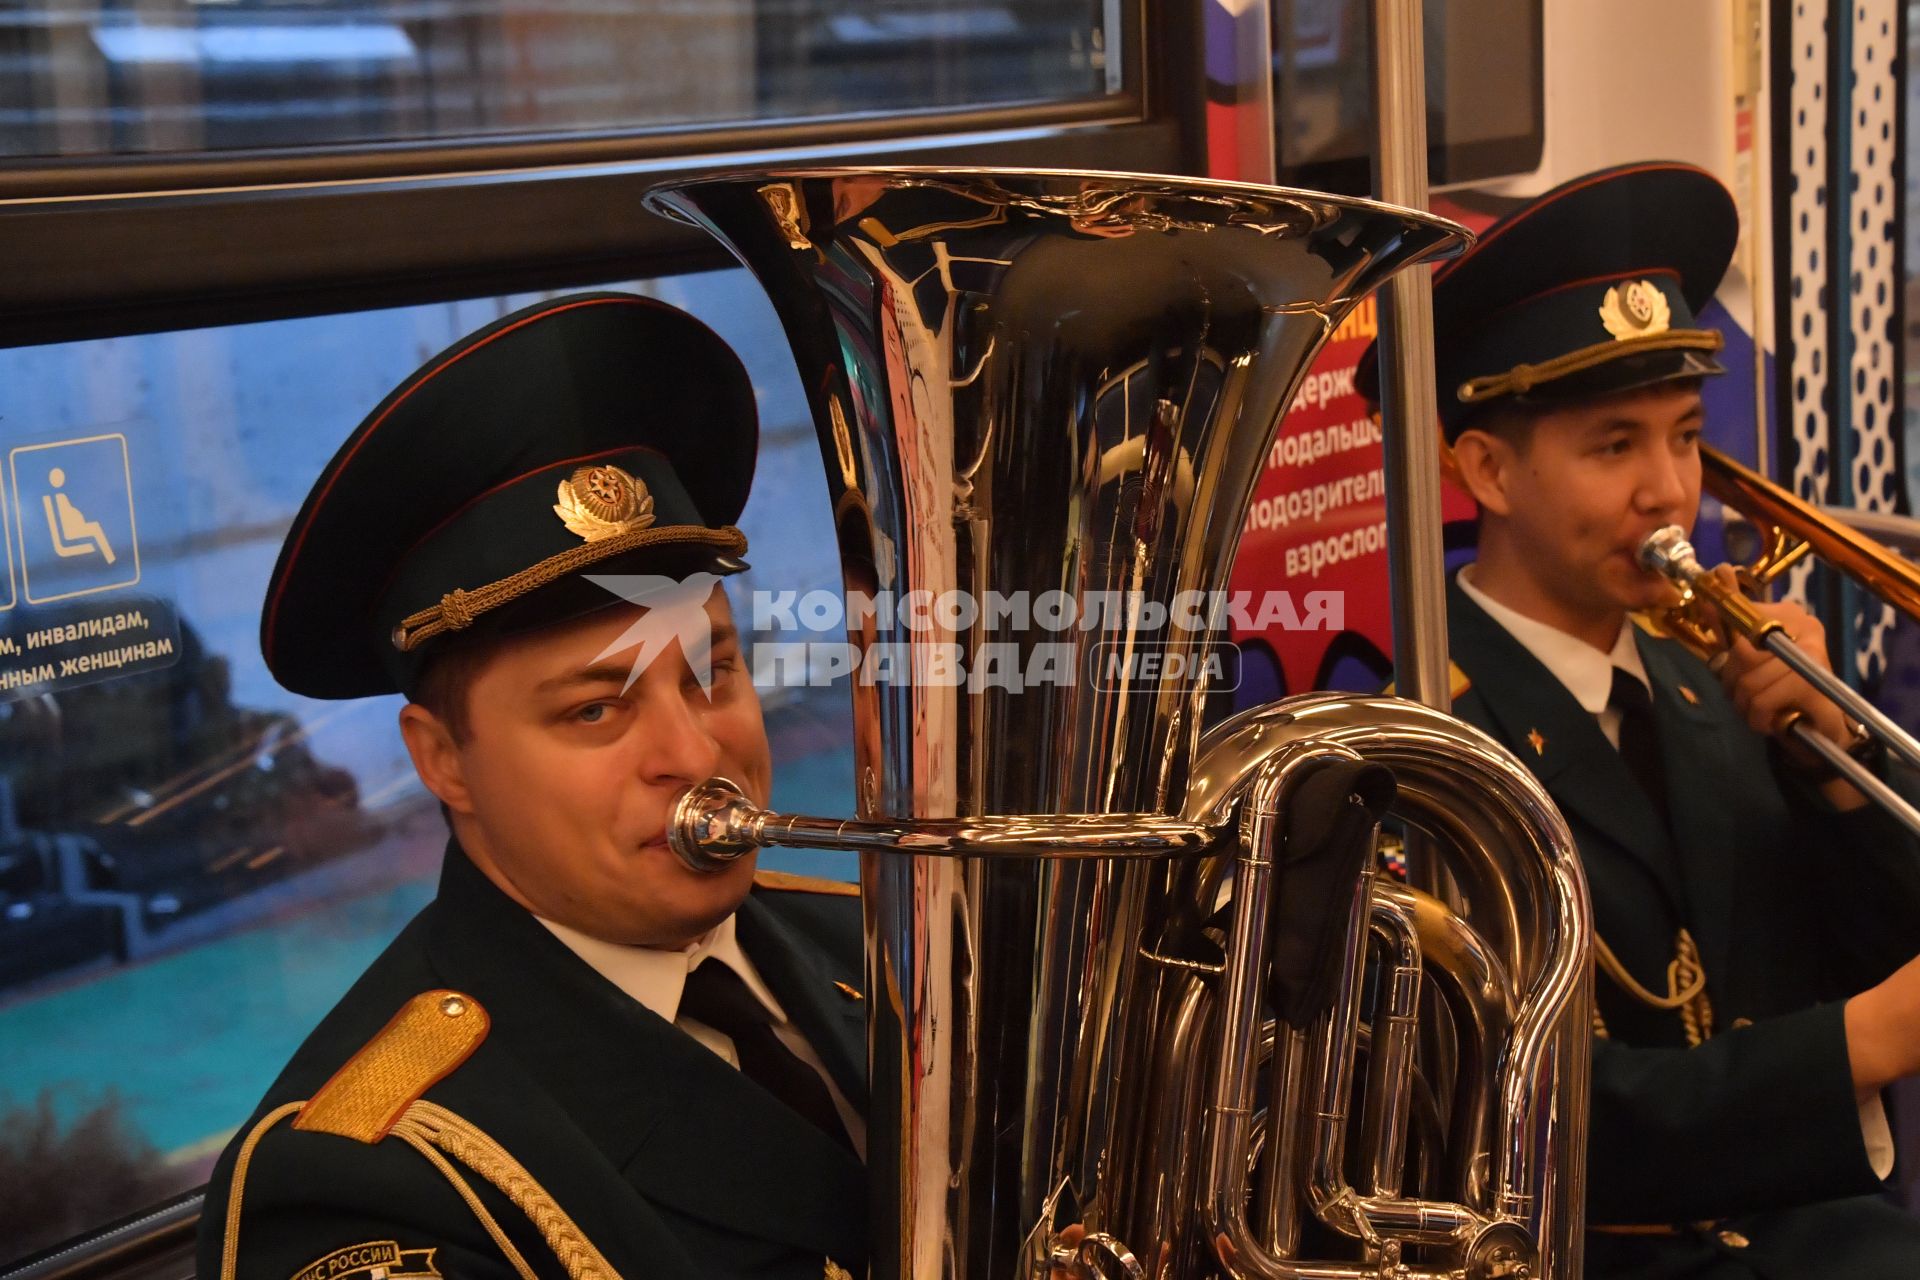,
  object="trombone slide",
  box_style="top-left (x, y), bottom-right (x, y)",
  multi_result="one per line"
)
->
top-left (1638, 526), bottom-right (1920, 832)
